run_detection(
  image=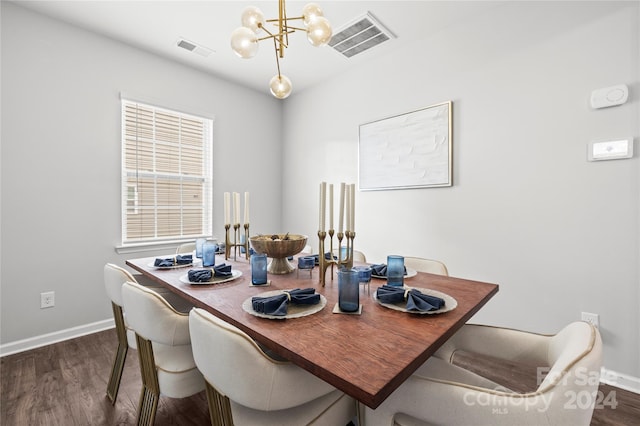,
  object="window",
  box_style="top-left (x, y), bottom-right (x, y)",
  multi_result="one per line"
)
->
top-left (121, 99), bottom-right (213, 244)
